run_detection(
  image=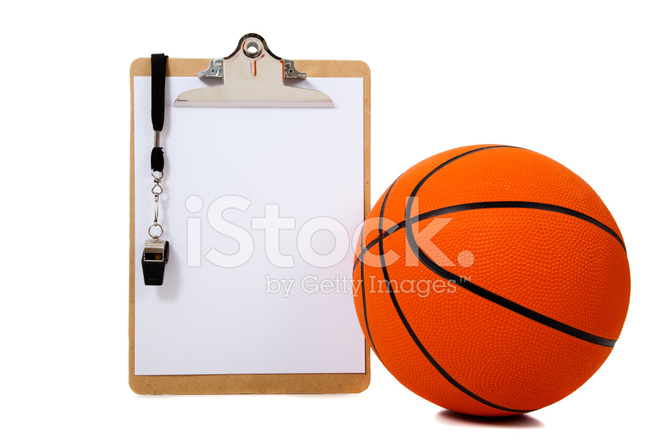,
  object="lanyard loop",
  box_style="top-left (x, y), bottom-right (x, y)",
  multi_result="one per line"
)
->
top-left (151, 54), bottom-right (168, 133)
top-left (141, 53), bottom-right (170, 286)
top-left (148, 53), bottom-right (168, 238)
